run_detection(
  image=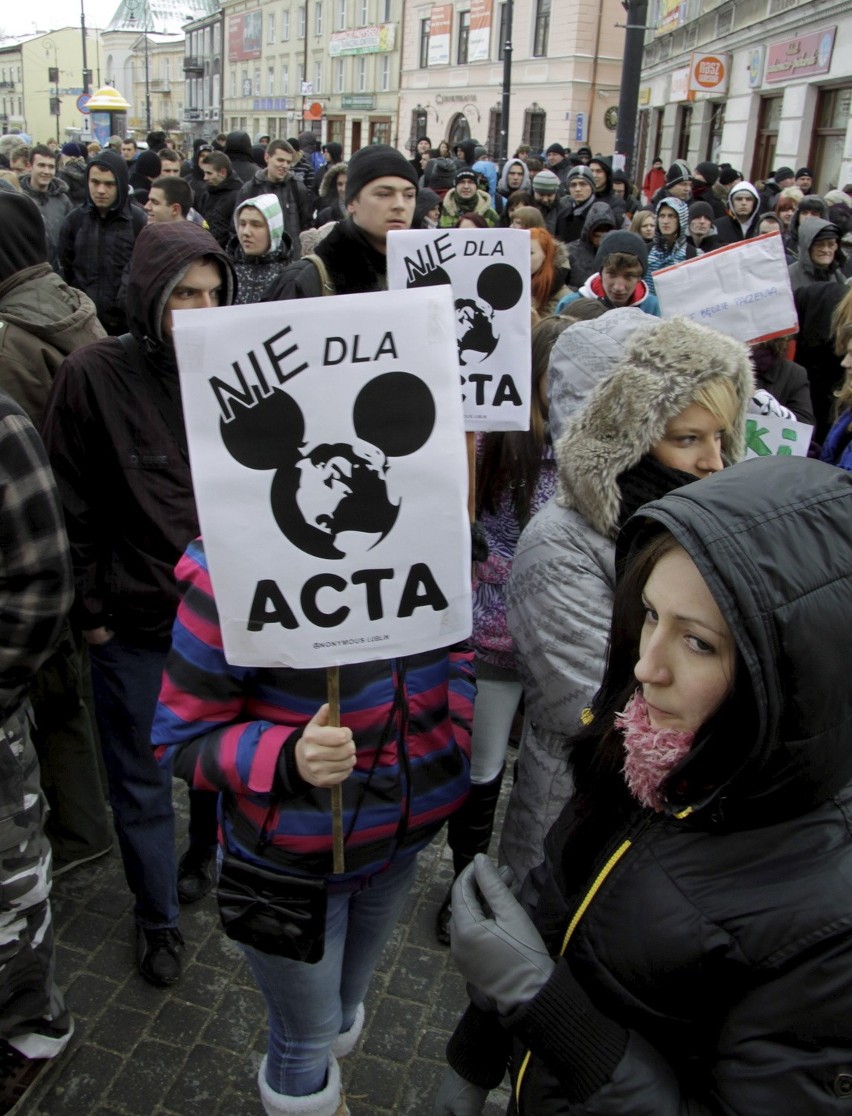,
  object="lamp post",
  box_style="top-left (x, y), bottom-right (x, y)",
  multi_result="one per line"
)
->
top-left (81, 0), bottom-right (92, 94)
top-left (126, 0), bottom-right (152, 132)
